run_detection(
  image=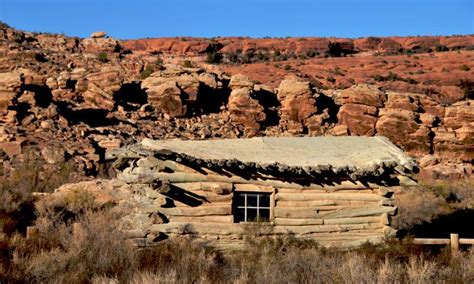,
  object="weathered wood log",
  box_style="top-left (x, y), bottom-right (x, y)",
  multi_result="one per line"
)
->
top-left (234, 183), bottom-right (274, 192)
top-left (276, 192), bottom-right (384, 202)
top-left (322, 206), bottom-right (397, 219)
top-left (276, 200), bottom-right (337, 207)
top-left (171, 182), bottom-right (233, 195)
top-left (274, 218), bottom-right (324, 226)
top-left (169, 215), bottom-right (233, 224)
top-left (173, 199), bottom-right (232, 207)
top-left (118, 172), bottom-right (337, 189)
top-left (323, 216), bottom-right (380, 225)
top-left (274, 207), bottom-right (342, 219)
top-left (413, 238), bottom-right (450, 245)
top-left (272, 223), bottom-right (383, 235)
top-left (158, 206), bottom-right (231, 217)
top-left (149, 222), bottom-right (384, 236)
top-left (276, 182), bottom-right (373, 192)
top-left (380, 213), bottom-right (390, 225)
top-left (150, 222), bottom-right (242, 235)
